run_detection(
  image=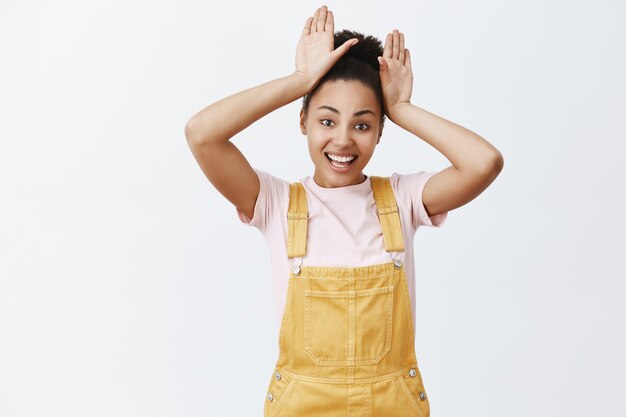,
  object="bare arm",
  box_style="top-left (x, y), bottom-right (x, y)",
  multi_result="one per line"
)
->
top-left (378, 30), bottom-right (504, 217)
top-left (185, 74), bottom-right (312, 146)
top-left (184, 5), bottom-right (358, 220)
top-left (388, 103), bottom-right (504, 217)
top-left (184, 74), bottom-right (311, 220)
